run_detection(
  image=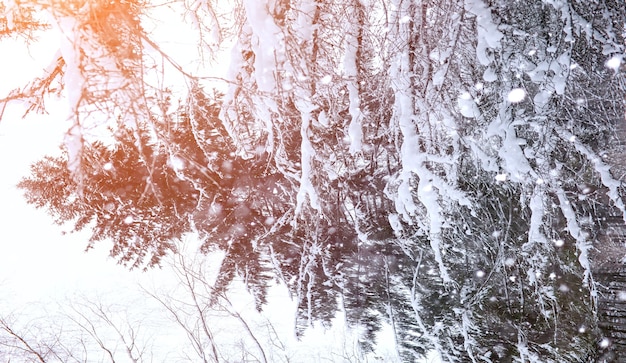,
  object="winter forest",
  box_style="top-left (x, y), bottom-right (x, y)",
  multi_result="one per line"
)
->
top-left (1, 0), bottom-right (626, 361)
